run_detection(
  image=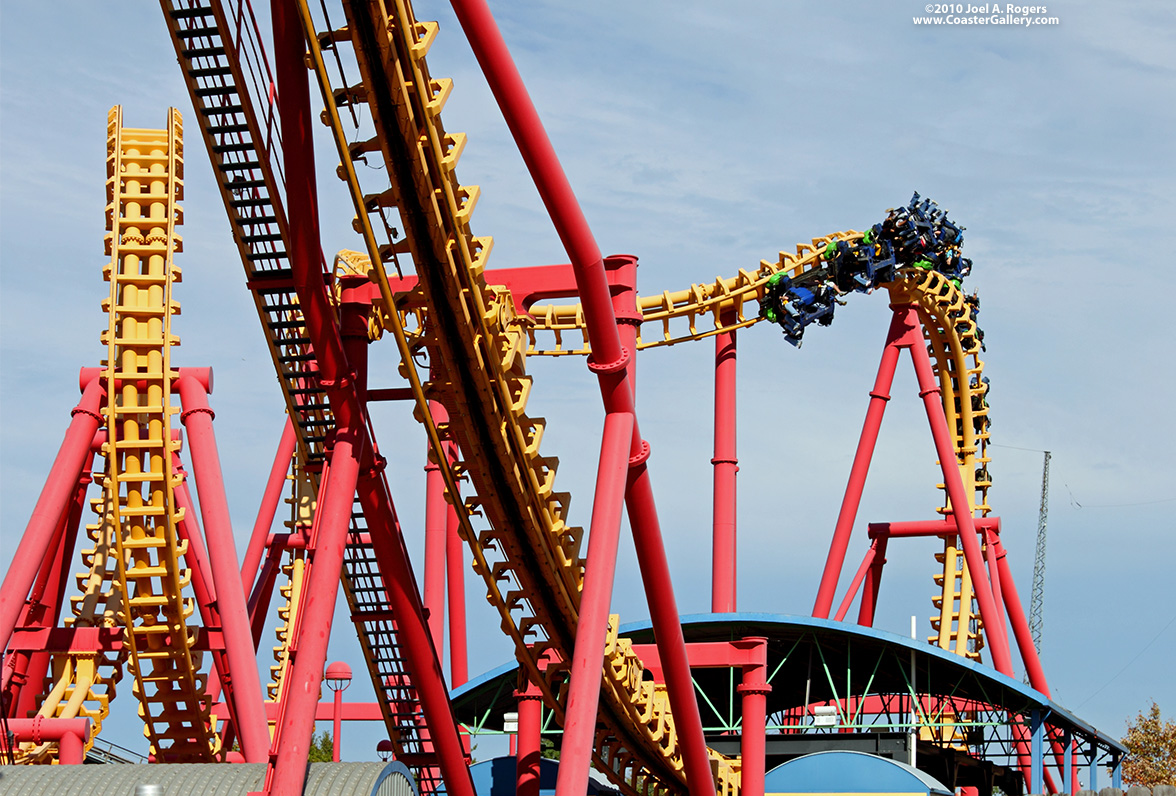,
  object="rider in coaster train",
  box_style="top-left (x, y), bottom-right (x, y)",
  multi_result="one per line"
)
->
top-left (759, 192), bottom-right (976, 341)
